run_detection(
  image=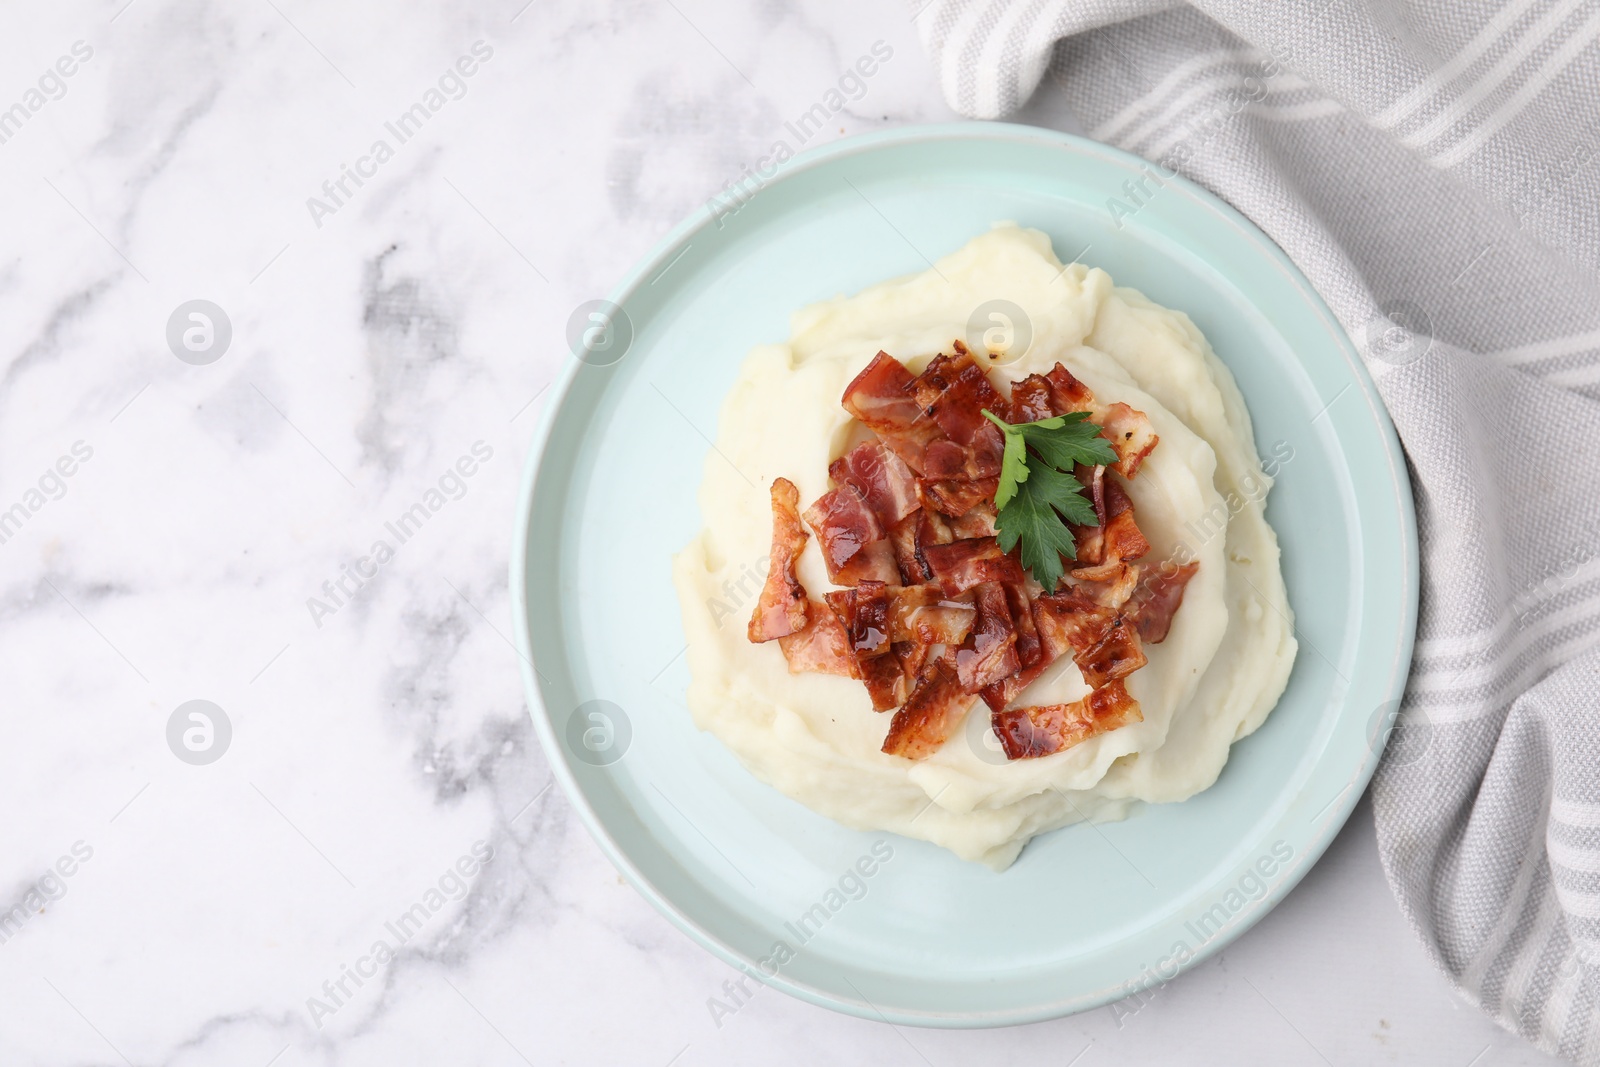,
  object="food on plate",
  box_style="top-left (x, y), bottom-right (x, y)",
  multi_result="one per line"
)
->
top-left (672, 225), bottom-right (1296, 869)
